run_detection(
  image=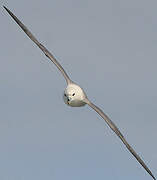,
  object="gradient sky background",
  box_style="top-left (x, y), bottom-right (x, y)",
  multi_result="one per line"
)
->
top-left (0, 0), bottom-right (157, 180)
